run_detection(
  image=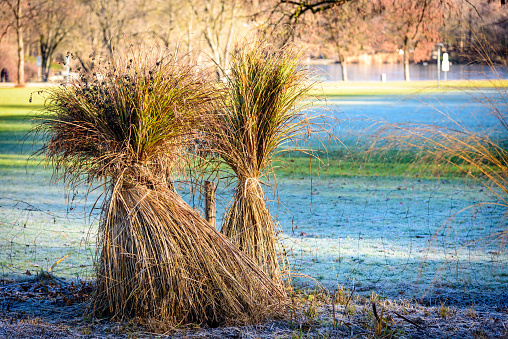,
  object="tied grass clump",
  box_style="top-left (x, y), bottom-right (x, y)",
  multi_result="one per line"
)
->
top-left (213, 41), bottom-right (312, 283)
top-left (34, 51), bottom-right (286, 328)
